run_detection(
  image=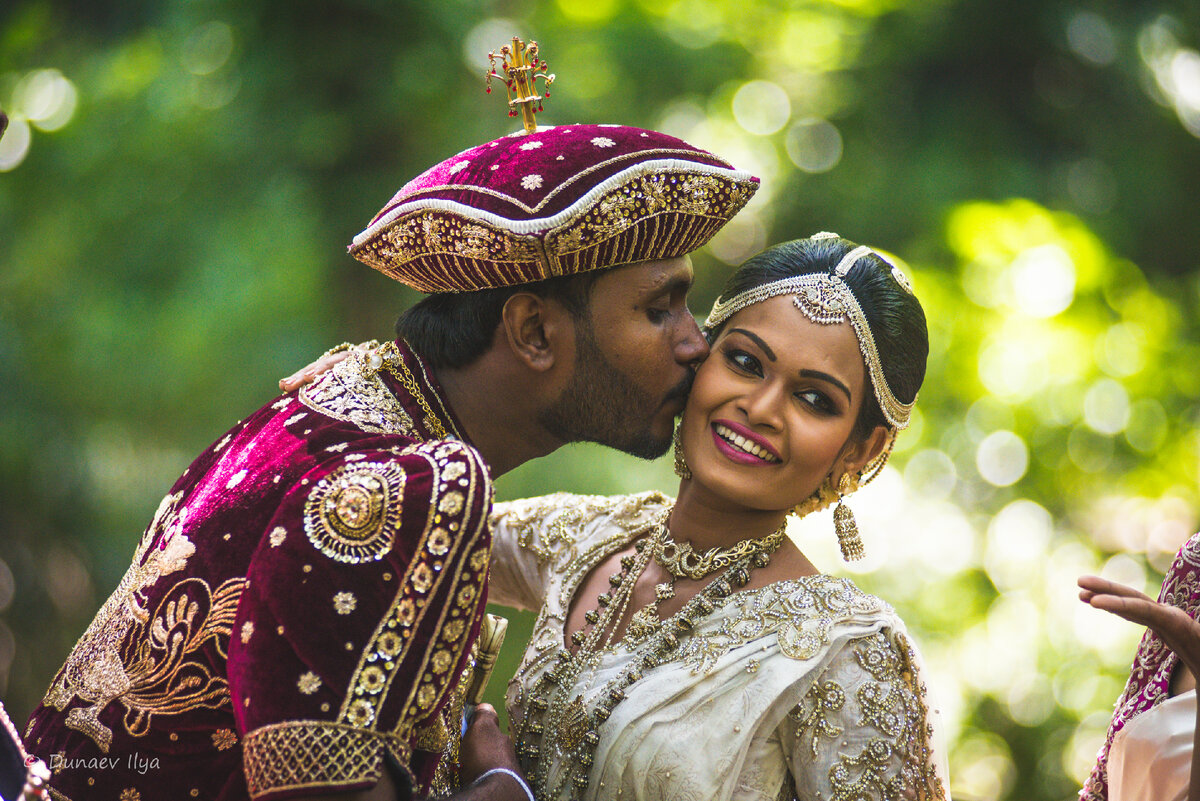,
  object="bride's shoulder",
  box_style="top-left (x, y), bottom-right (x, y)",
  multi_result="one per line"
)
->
top-left (489, 490), bottom-right (672, 533)
top-left (758, 575), bottom-right (904, 650)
